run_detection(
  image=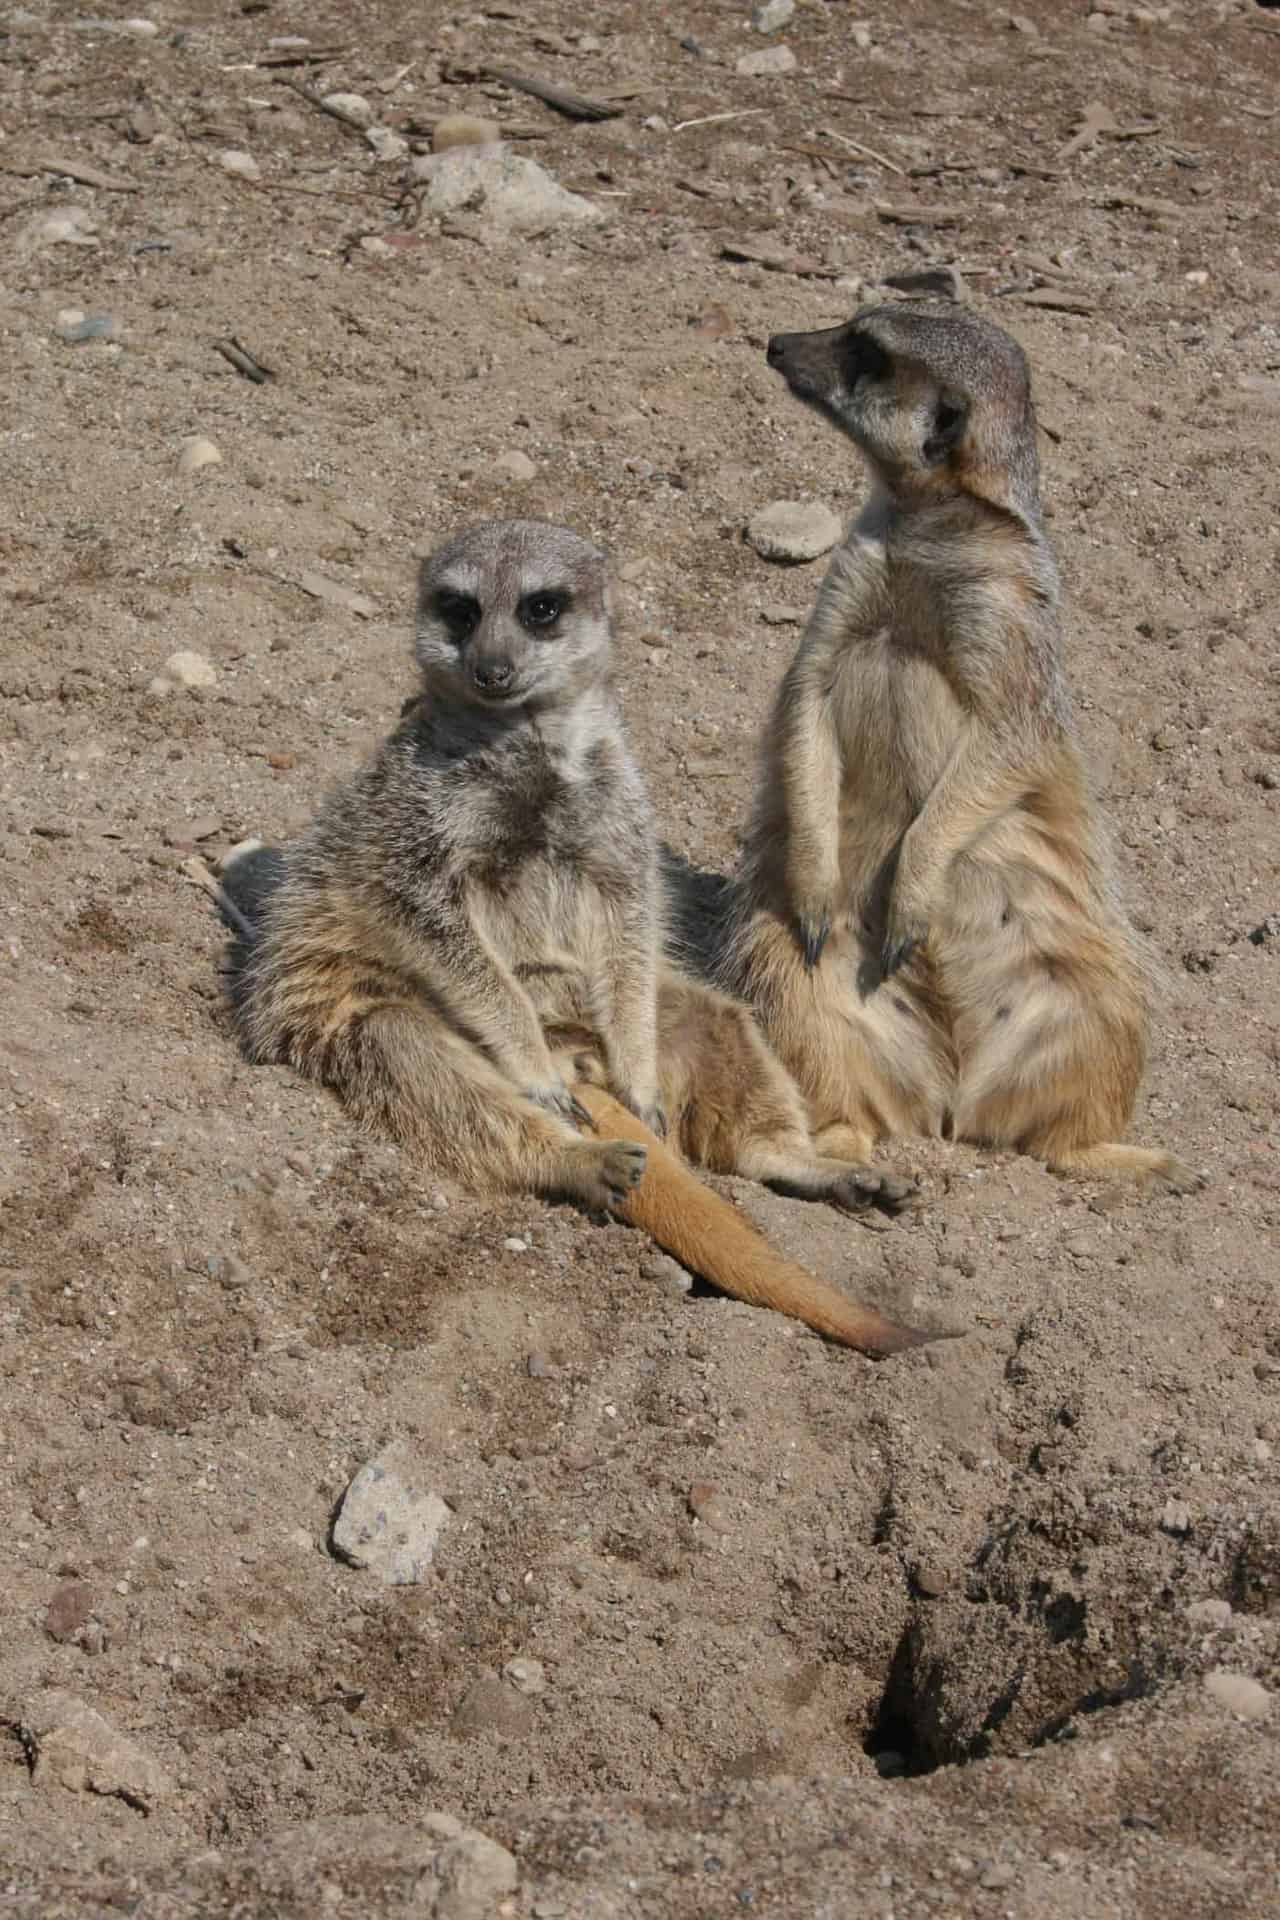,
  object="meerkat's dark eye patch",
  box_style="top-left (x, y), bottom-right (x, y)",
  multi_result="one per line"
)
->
top-left (840, 330), bottom-right (892, 390)
top-left (434, 589), bottom-right (481, 637)
top-left (519, 590), bottom-right (568, 631)
top-left (923, 390), bottom-right (969, 465)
